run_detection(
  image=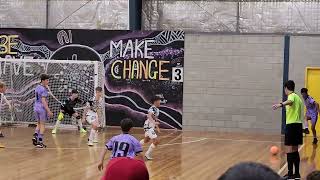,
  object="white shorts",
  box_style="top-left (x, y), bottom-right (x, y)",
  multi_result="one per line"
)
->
top-left (144, 128), bottom-right (157, 139)
top-left (86, 110), bottom-right (100, 127)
